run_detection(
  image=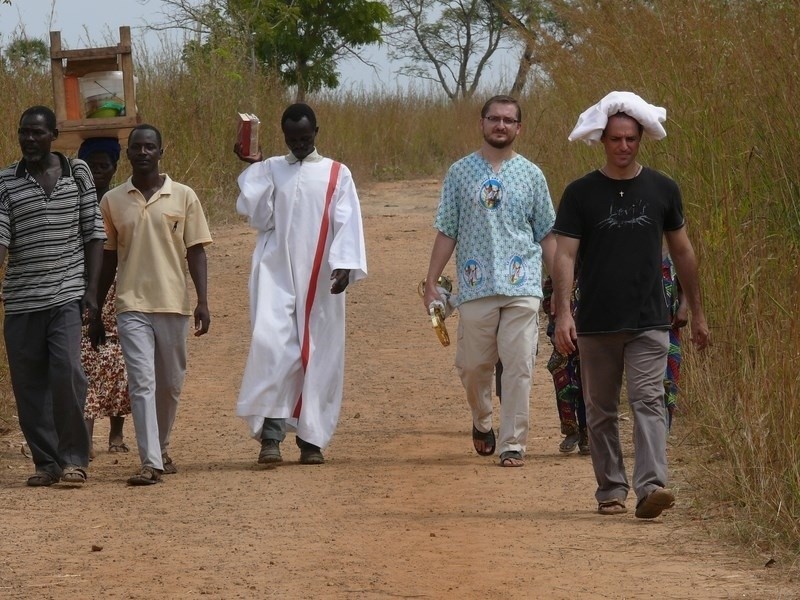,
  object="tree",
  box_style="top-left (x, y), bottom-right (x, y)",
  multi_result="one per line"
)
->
top-left (387, 0), bottom-right (509, 101)
top-left (487, 0), bottom-right (577, 95)
top-left (3, 37), bottom-right (48, 72)
top-left (154, 0), bottom-right (390, 100)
